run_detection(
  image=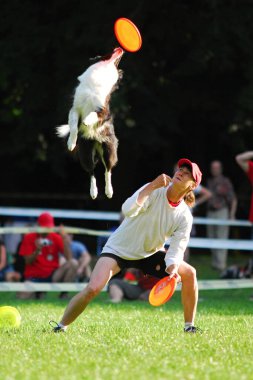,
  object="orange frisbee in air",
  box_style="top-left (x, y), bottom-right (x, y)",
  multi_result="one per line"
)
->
top-left (149, 275), bottom-right (178, 307)
top-left (114, 17), bottom-right (142, 52)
